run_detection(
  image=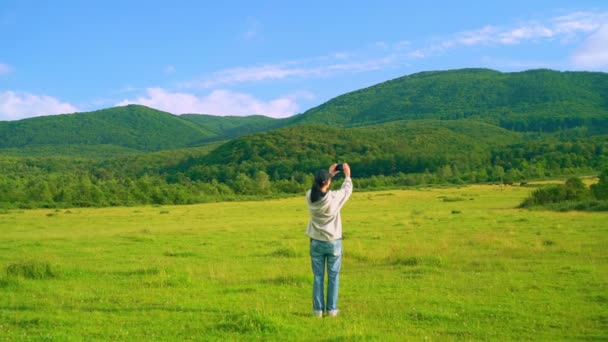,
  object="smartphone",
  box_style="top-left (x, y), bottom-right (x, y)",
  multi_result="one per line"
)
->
top-left (335, 164), bottom-right (344, 171)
